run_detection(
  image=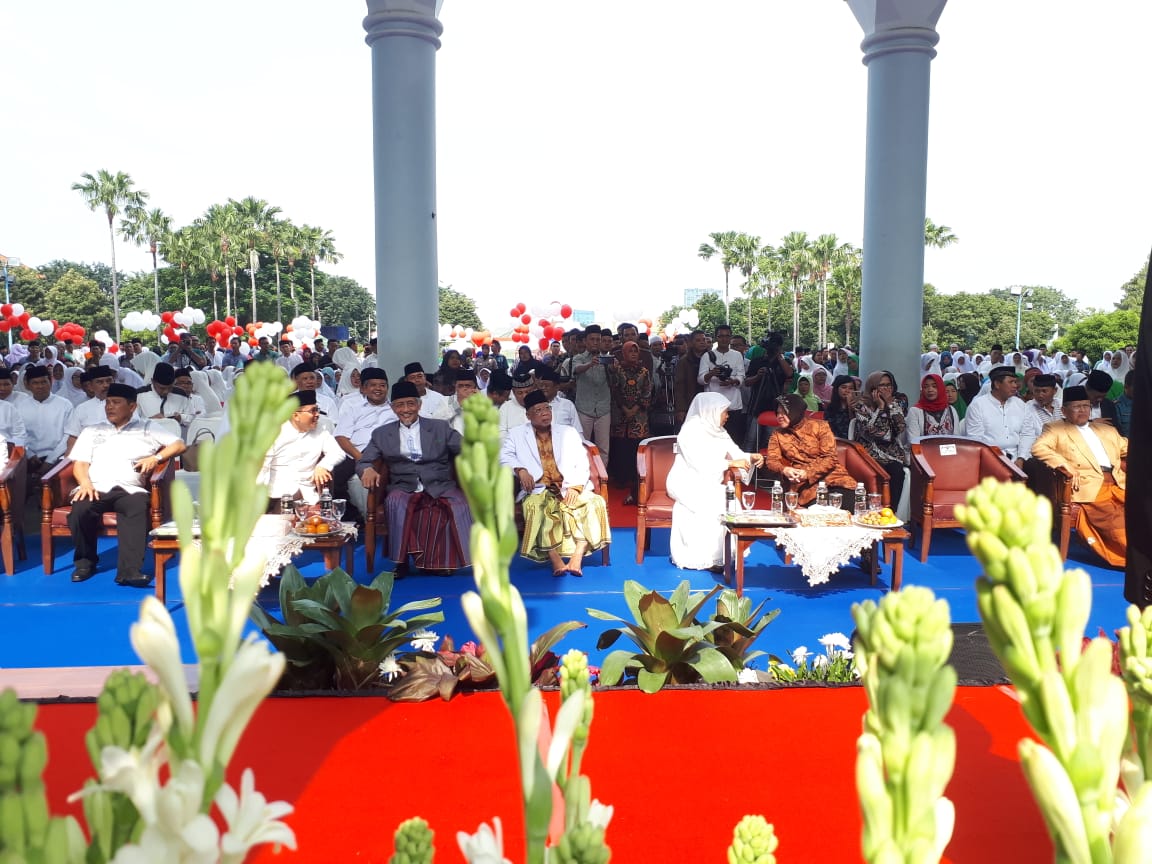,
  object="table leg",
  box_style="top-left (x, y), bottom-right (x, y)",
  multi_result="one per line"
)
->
top-left (153, 550), bottom-right (173, 604)
top-left (870, 539), bottom-right (879, 587)
top-left (723, 534), bottom-right (733, 586)
top-left (735, 538), bottom-right (749, 597)
top-left (890, 541), bottom-right (904, 591)
top-left (323, 547), bottom-right (339, 571)
top-left (344, 538), bottom-right (354, 577)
